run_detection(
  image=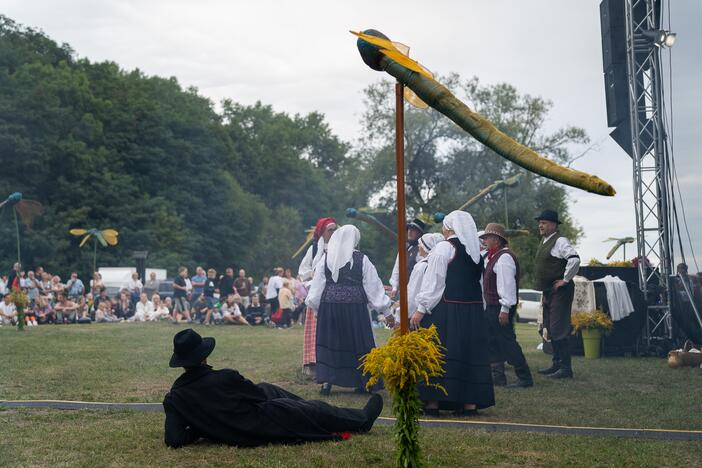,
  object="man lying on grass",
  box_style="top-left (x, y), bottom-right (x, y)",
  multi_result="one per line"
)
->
top-left (163, 329), bottom-right (383, 448)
